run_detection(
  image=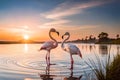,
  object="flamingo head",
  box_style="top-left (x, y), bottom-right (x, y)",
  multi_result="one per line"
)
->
top-left (50, 28), bottom-right (59, 36)
top-left (62, 32), bottom-right (70, 39)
